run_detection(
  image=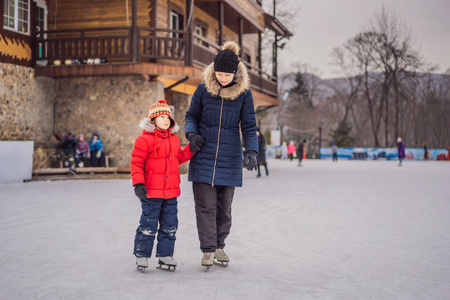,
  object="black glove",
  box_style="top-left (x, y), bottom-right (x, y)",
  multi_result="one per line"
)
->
top-left (134, 183), bottom-right (148, 200)
top-left (244, 151), bottom-right (257, 171)
top-left (188, 132), bottom-right (205, 153)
